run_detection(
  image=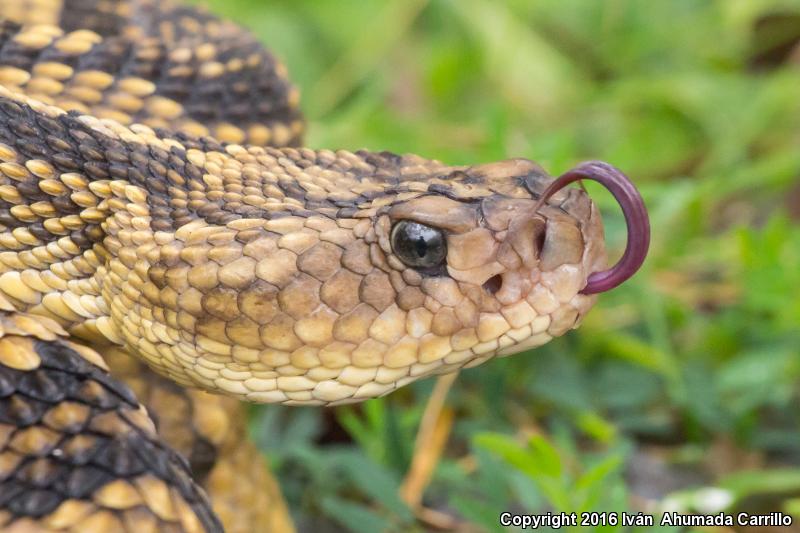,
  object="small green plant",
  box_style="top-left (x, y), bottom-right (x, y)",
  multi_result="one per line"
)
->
top-left (474, 432), bottom-right (627, 533)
